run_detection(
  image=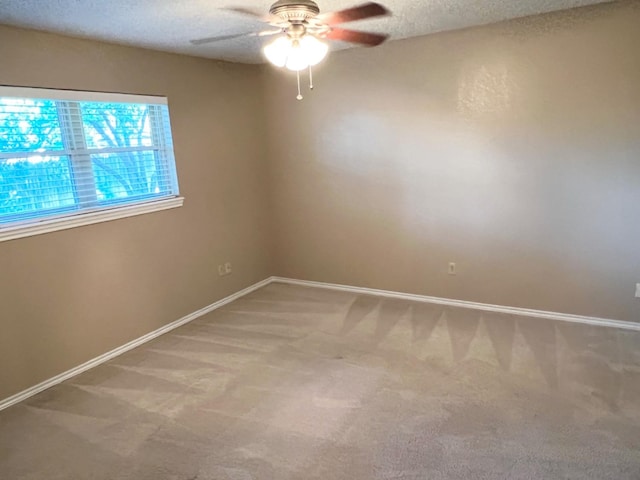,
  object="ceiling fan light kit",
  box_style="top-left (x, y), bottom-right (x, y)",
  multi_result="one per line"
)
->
top-left (191, 1), bottom-right (390, 100)
top-left (263, 35), bottom-right (328, 71)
